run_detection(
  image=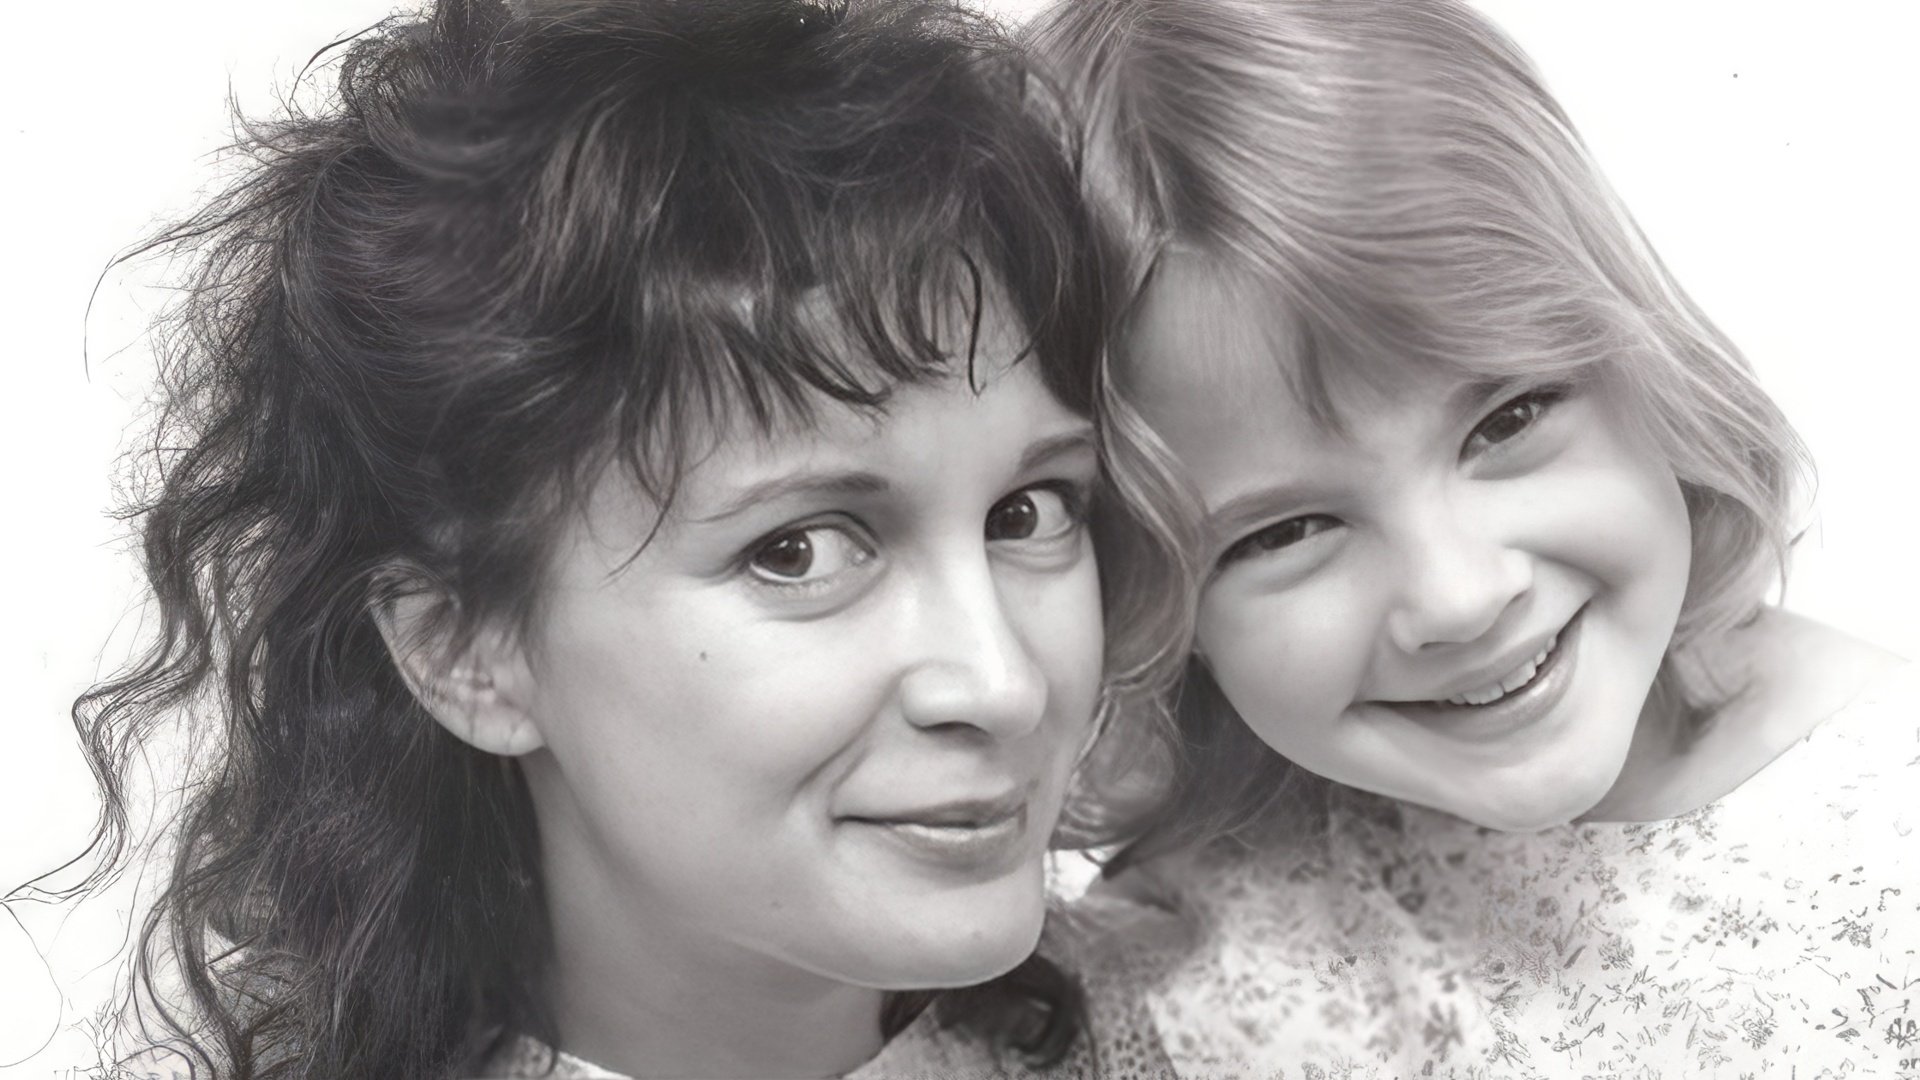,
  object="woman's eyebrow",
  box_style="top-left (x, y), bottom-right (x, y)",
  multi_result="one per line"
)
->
top-left (1018, 427), bottom-right (1099, 472)
top-left (693, 471), bottom-right (890, 524)
top-left (694, 427), bottom-right (1094, 526)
